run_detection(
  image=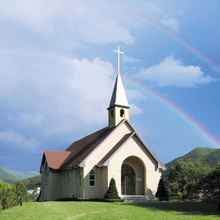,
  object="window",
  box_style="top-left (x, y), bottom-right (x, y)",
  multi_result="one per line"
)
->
top-left (120, 109), bottom-right (125, 117)
top-left (89, 169), bottom-right (96, 186)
